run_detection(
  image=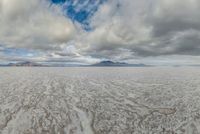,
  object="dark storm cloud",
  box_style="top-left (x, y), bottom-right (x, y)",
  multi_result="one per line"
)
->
top-left (136, 0), bottom-right (200, 57)
top-left (148, 0), bottom-right (200, 37)
top-left (151, 20), bottom-right (200, 37)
